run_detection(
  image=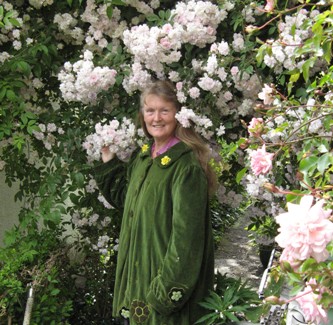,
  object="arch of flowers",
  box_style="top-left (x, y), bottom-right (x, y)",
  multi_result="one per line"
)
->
top-left (0, 0), bottom-right (332, 324)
